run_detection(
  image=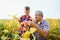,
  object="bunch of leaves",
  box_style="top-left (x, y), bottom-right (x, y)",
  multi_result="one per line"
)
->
top-left (47, 19), bottom-right (60, 40)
